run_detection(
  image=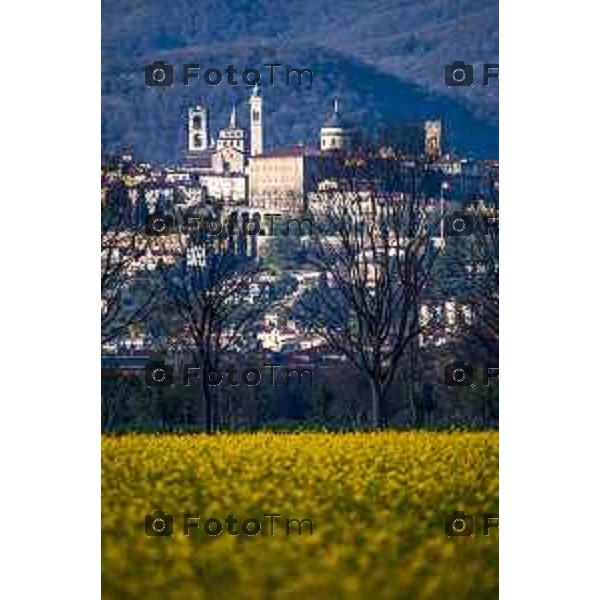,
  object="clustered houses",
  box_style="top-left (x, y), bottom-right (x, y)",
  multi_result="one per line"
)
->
top-left (101, 90), bottom-right (498, 359)
top-left (255, 269), bottom-right (325, 353)
top-left (257, 317), bottom-right (324, 354)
